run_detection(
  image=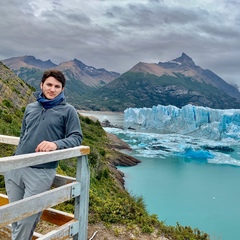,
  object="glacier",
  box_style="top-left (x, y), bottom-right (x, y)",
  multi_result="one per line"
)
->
top-left (78, 110), bottom-right (240, 165)
top-left (124, 104), bottom-right (240, 141)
